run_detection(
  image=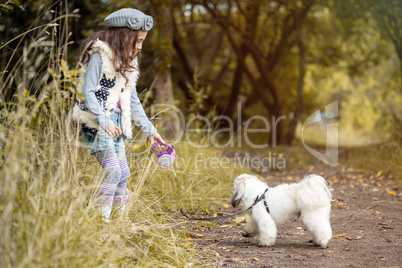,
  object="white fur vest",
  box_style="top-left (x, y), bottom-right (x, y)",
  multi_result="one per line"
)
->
top-left (72, 39), bottom-right (139, 139)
